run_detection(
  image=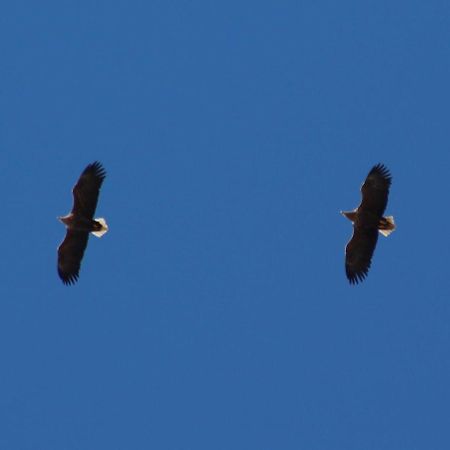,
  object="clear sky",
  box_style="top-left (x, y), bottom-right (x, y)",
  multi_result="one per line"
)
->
top-left (2, 1), bottom-right (450, 449)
